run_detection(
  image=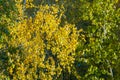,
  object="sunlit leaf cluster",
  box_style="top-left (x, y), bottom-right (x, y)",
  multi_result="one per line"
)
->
top-left (0, 0), bottom-right (120, 80)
